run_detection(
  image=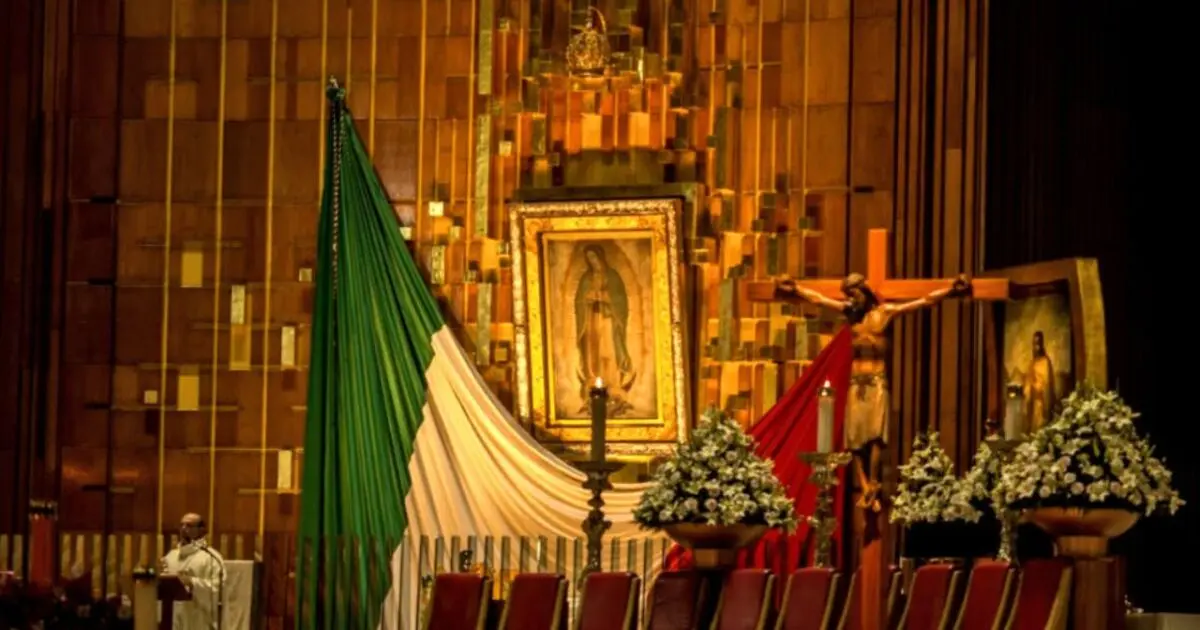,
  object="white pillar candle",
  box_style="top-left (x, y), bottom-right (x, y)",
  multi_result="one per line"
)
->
top-left (817, 380), bottom-right (835, 453)
top-left (1004, 384), bottom-right (1025, 439)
